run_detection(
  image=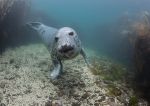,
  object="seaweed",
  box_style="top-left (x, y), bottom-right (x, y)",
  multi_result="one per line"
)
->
top-left (0, 0), bottom-right (30, 53)
top-left (102, 63), bottom-right (126, 81)
top-left (90, 56), bottom-right (127, 81)
top-left (89, 57), bottom-right (102, 75)
top-left (107, 84), bottom-right (122, 96)
top-left (129, 96), bottom-right (138, 106)
top-left (133, 11), bottom-right (150, 101)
